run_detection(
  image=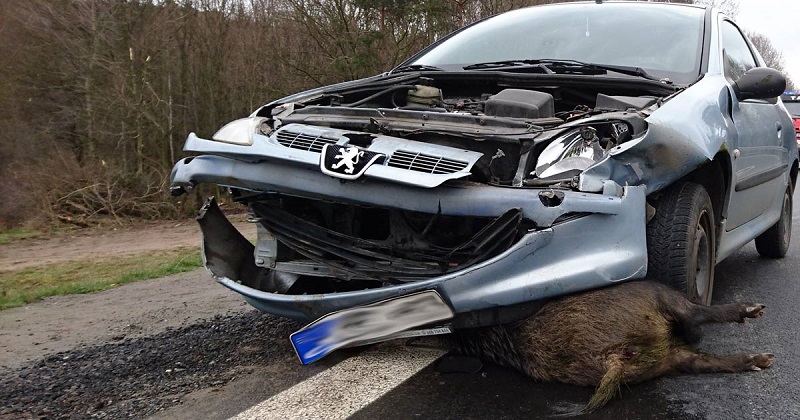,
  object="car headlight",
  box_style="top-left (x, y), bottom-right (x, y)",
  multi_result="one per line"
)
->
top-left (211, 117), bottom-right (270, 146)
top-left (534, 122), bottom-right (632, 179)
